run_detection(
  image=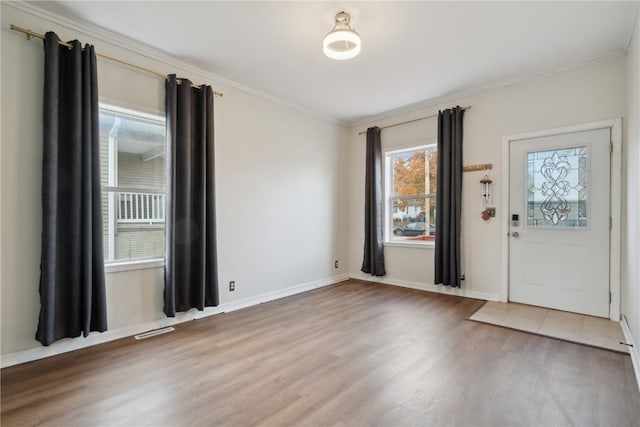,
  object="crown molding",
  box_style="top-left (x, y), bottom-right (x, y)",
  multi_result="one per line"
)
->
top-left (348, 50), bottom-right (626, 129)
top-left (4, 1), bottom-right (345, 126)
top-left (5, 1), bottom-right (630, 130)
top-left (623, 1), bottom-right (639, 53)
